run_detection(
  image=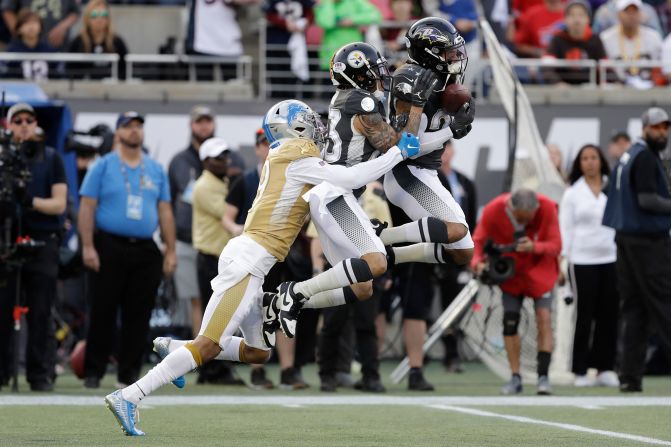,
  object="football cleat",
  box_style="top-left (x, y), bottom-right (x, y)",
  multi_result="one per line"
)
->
top-left (105, 390), bottom-right (145, 436)
top-left (262, 292), bottom-right (280, 348)
top-left (152, 337), bottom-right (185, 389)
top-left (537, 375), bottom-right (552, 395)
top-left (500, 374), bottom-right (523, 395)
top-left (276, 281), bottom-right (307, 338)
top-left (370, 218), bottom-right (388, 237)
